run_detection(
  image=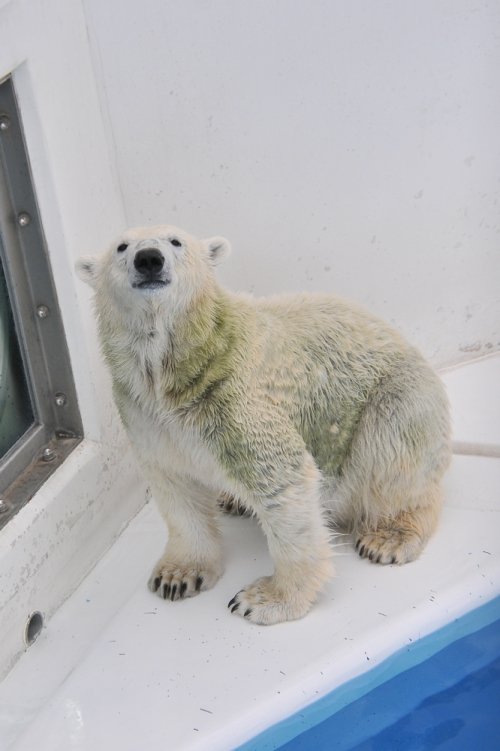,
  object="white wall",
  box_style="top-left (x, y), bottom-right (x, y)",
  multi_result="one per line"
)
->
top-left (0, 0), bottom-right (145, 678)
top-left (84, 0), bottom-right (500, 367)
